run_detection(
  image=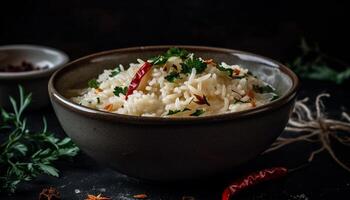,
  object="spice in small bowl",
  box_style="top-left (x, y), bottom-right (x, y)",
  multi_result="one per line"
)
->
top-left (0, 61), bottom-right (48, 72)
